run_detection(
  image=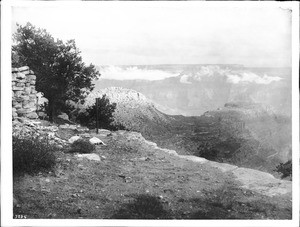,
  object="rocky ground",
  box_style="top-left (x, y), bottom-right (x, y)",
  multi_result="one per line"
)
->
top-left (13, 122), bottom-right (292, 219)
